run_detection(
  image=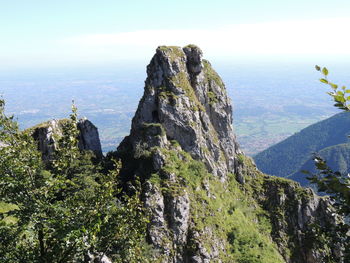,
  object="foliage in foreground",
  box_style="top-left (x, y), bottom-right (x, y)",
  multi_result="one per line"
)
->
top-left (0, 100), bottom-right (150, 263)
top-left (310, 66), bottom-right (350, 216)
top-left (305, 66), bottom-right (350, 259)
